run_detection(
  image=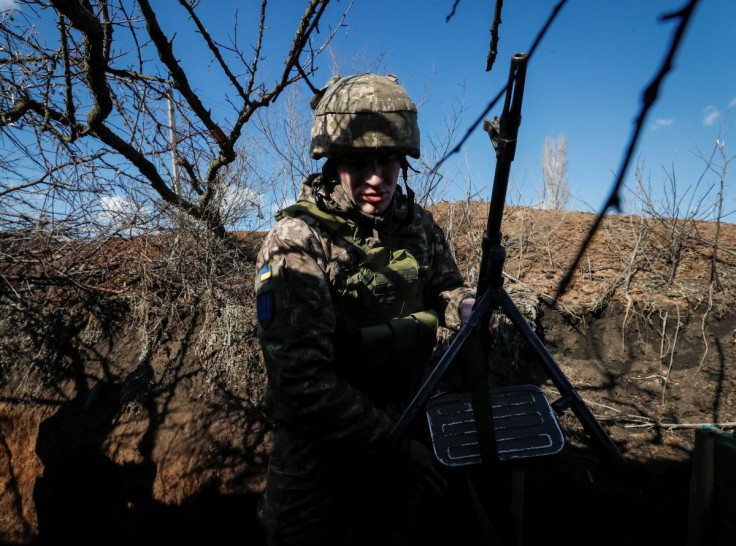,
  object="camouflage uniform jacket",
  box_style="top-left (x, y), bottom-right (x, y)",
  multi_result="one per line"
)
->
top-left (255, 173), bottom-right (474, 479)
